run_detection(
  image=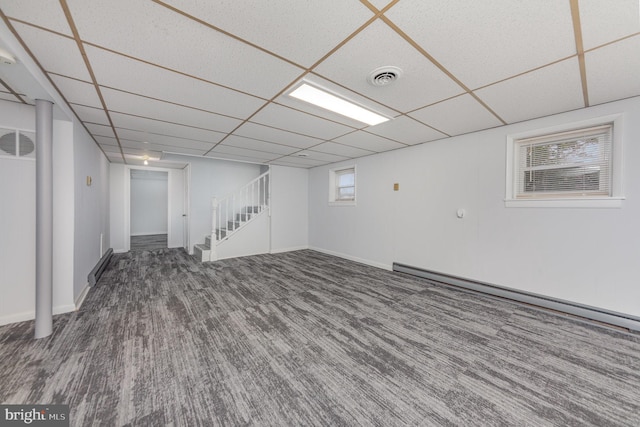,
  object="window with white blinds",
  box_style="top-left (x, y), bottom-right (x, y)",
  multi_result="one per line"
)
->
top-left (335, 168), bottom-right (355, 201)
top-left (329, 166), bottom-right (356, 206)
top-left (514, 124), bottom-right (612, 199)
